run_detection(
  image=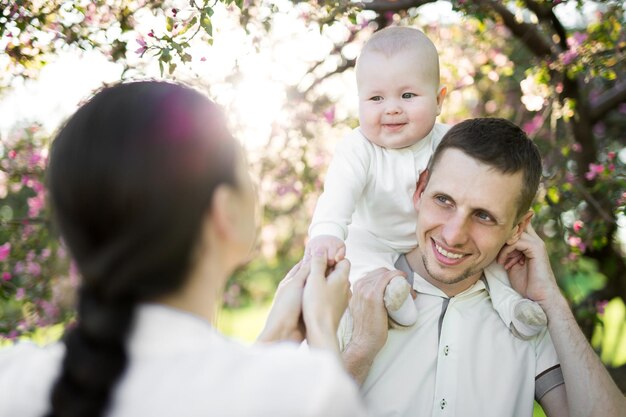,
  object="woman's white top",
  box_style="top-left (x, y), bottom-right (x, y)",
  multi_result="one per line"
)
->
top-left (0, 304), bottom-right (367, 417)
